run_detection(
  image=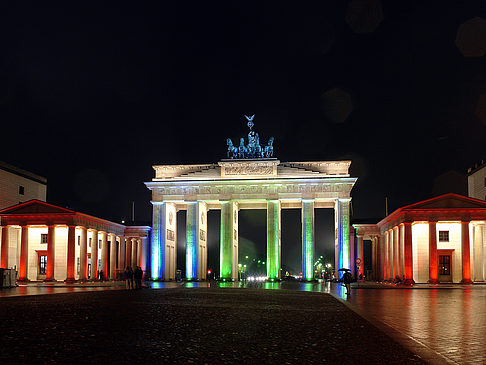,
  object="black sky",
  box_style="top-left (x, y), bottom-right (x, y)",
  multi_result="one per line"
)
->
top-left (2, 2), bottom-right (486, 273)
